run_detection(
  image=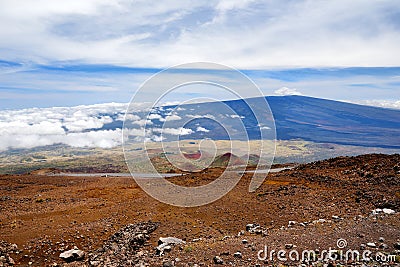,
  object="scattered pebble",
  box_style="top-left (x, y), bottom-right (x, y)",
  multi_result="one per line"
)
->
top-left (213, 255), bottom-right (224, 264)
top-left (233, 251), bottom-right (242, 258)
